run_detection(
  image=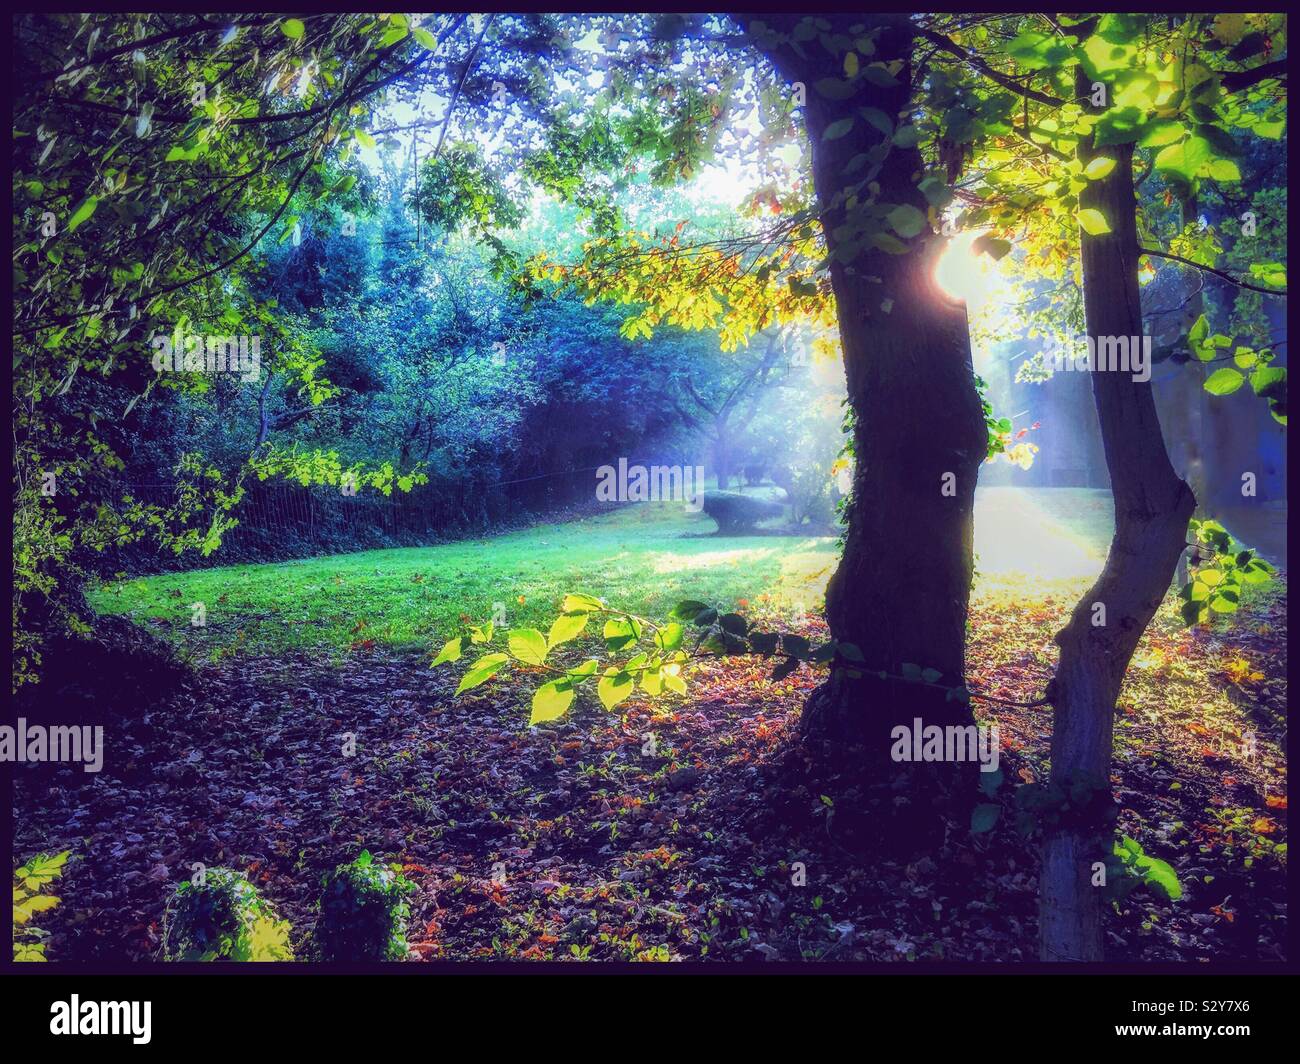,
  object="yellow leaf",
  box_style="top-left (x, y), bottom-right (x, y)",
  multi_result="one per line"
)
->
top-left (1077, 208), bottom-right (1111, 236)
